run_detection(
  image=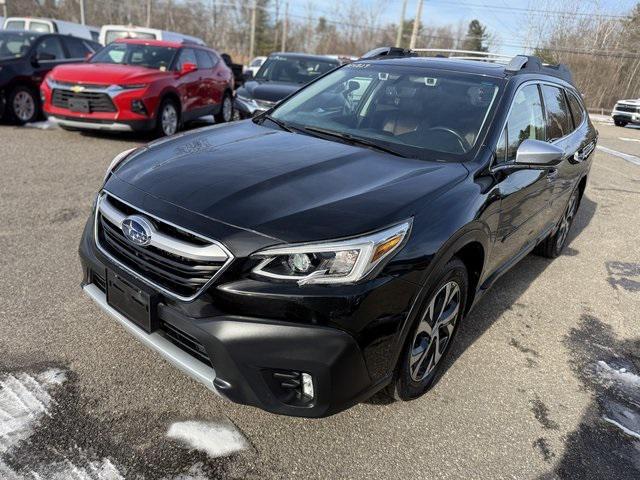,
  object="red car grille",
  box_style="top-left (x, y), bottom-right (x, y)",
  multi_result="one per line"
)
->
top-left (52, 89), bottom-right (117, 113)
